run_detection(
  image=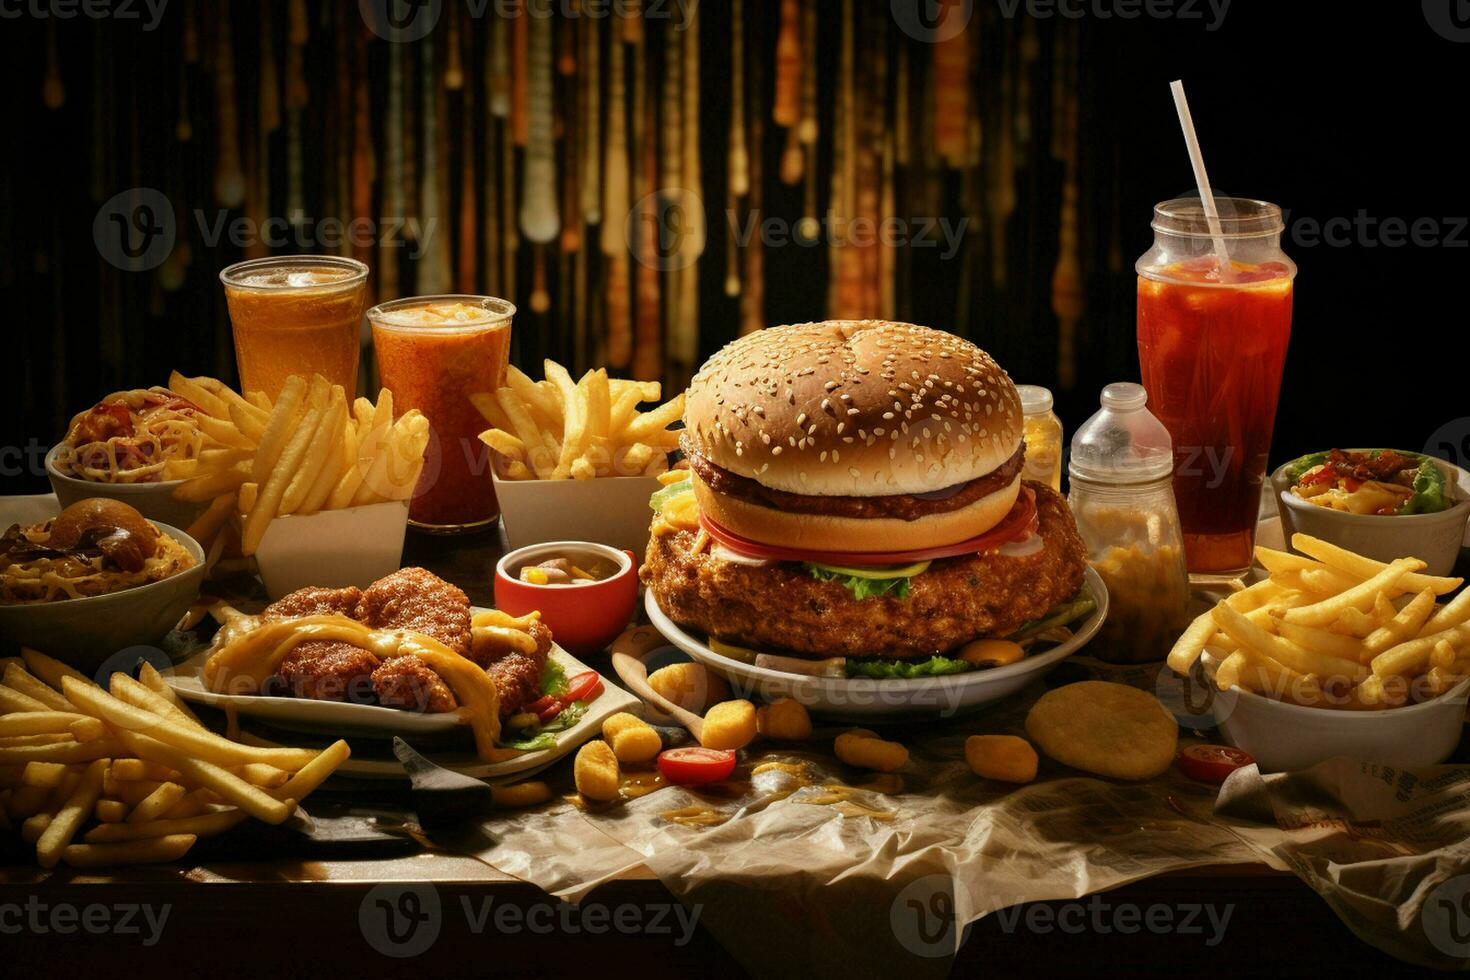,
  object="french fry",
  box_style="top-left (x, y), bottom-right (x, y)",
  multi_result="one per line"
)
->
top-left (185, 491), bottom-right (238, 545)
top-left (545, 360), bottom-right (589, 479)
top-left (62, 834), bottom-right (198, 868)
top-left (283, 387), bottom-right (346, 514)
top-left (268, 739), bottom-right (351, 804)
top-left (1167, 611), bottom-right (1217, 675)
top-left (1213, 603), bottom-right (1366, 682)
top-left (63, 677), bottom-right (319, 770)
top-left (22, 649), bottom-right (89, 693)
top-left (479, 427), bottom-right (527, 463)
top-left (1292, 533), bottom-right (1462, 595)
top-left (0, 684), bottom-right (51, 714)
top-left (1362, 588), bottom-right (1438, 657)
top-left (37, 758), bottom-right (107, 868)
top-left (1275, 621), bottom-right (1365, 662)
top-left (110, 758), bottom-right (177, 783)
top-left (94, 799), bottom-right (130, 823)
top-left (1371, 623), bottom-right (1470, 679)
top-left (84, 809), bottom-right (247, 843)
top-left (622, 393), bottom-right (685, 443)
top-left (108, 675), bottom-right (209, 734)
top-left (251, 375), bottom-right (307, 483)
top-left (137, 662), bottom-right (207, 730)
top-left (1420, 588), bottom-right (1470, 636)
top-left (3, 665), bottom-right (75, 712)
top-left (1226, 647), bottom-right (1324, 705)
top-left (128, 782), bottom-right (187, 823)
top-left (0, 713), bottom-right (89, 737)
top-left (497, 389), bottom-right (558, 479)
top-left (21, 761), bottom-right (69, 789)
top-left (112, 730), bottom-right (295, 825)
top-left (192, 413), bottom-right (255, 450)
top-left (242, 392), bottom-right (326, 555)
top-left (0, 740), bottom-right (119, 765)
top-left (1279, 558), bottom-right (1423, 628)
top-left (1223, 578), bottom-right (1289, 613)
top-left (230, 763), bottom-right (290, 788)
